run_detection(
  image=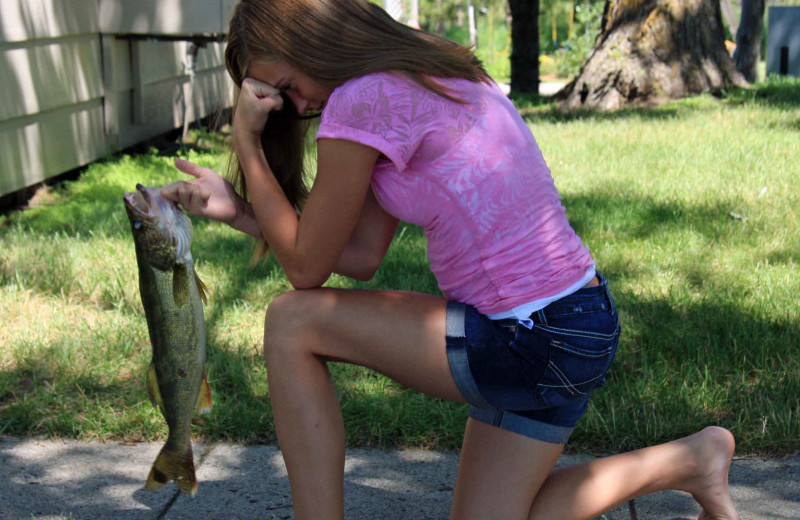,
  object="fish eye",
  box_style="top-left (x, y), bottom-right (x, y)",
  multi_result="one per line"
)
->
top-left (133, 220), bottom-right (143, 230)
